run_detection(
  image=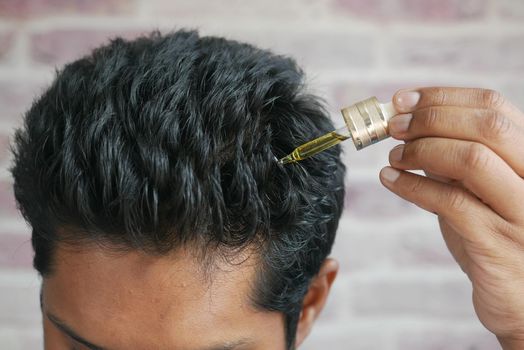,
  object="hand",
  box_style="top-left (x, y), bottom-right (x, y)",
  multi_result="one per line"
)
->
top-left (379, 87), bottom-right (524, 349)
